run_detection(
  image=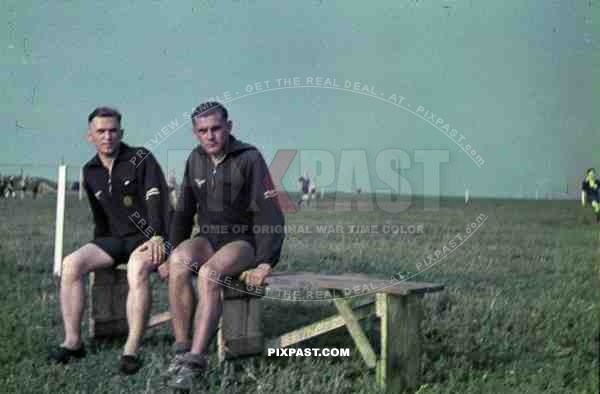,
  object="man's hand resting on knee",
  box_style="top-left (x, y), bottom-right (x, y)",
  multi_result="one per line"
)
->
top-left (137, 235), bottom-right (166, 267)
top-left (240, 263), bottom-right (272, 287)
